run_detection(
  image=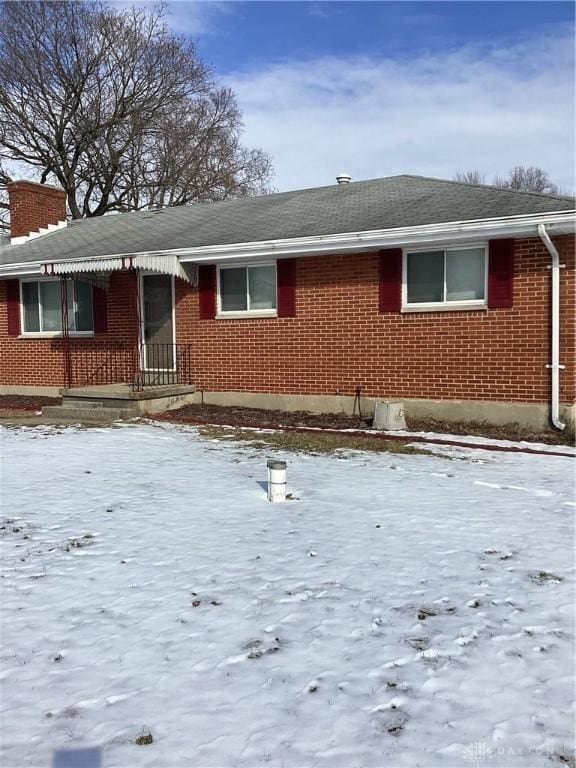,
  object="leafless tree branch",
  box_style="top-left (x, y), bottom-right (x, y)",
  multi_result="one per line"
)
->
top-left (454, 166), bottom-right (563, 195)
top-left (0, 0), bottom-right (273, 224)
